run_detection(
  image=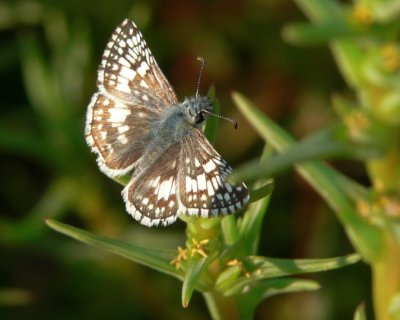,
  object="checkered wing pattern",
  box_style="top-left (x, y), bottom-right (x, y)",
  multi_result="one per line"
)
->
top-left (86, 19), bottom-right (250, 227)
top-left (122, 129), bottom-right (249, 226)
top-left (178, 129), bottom-right (249, 217)
top-left (85, 92), bottom-right (160, 176)
top-left (97, 19), bottom-right (178, 106)
top-left (85, 19), bottom-right (178, 177)
top-left (122, 143), bottom-right (181, 227)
